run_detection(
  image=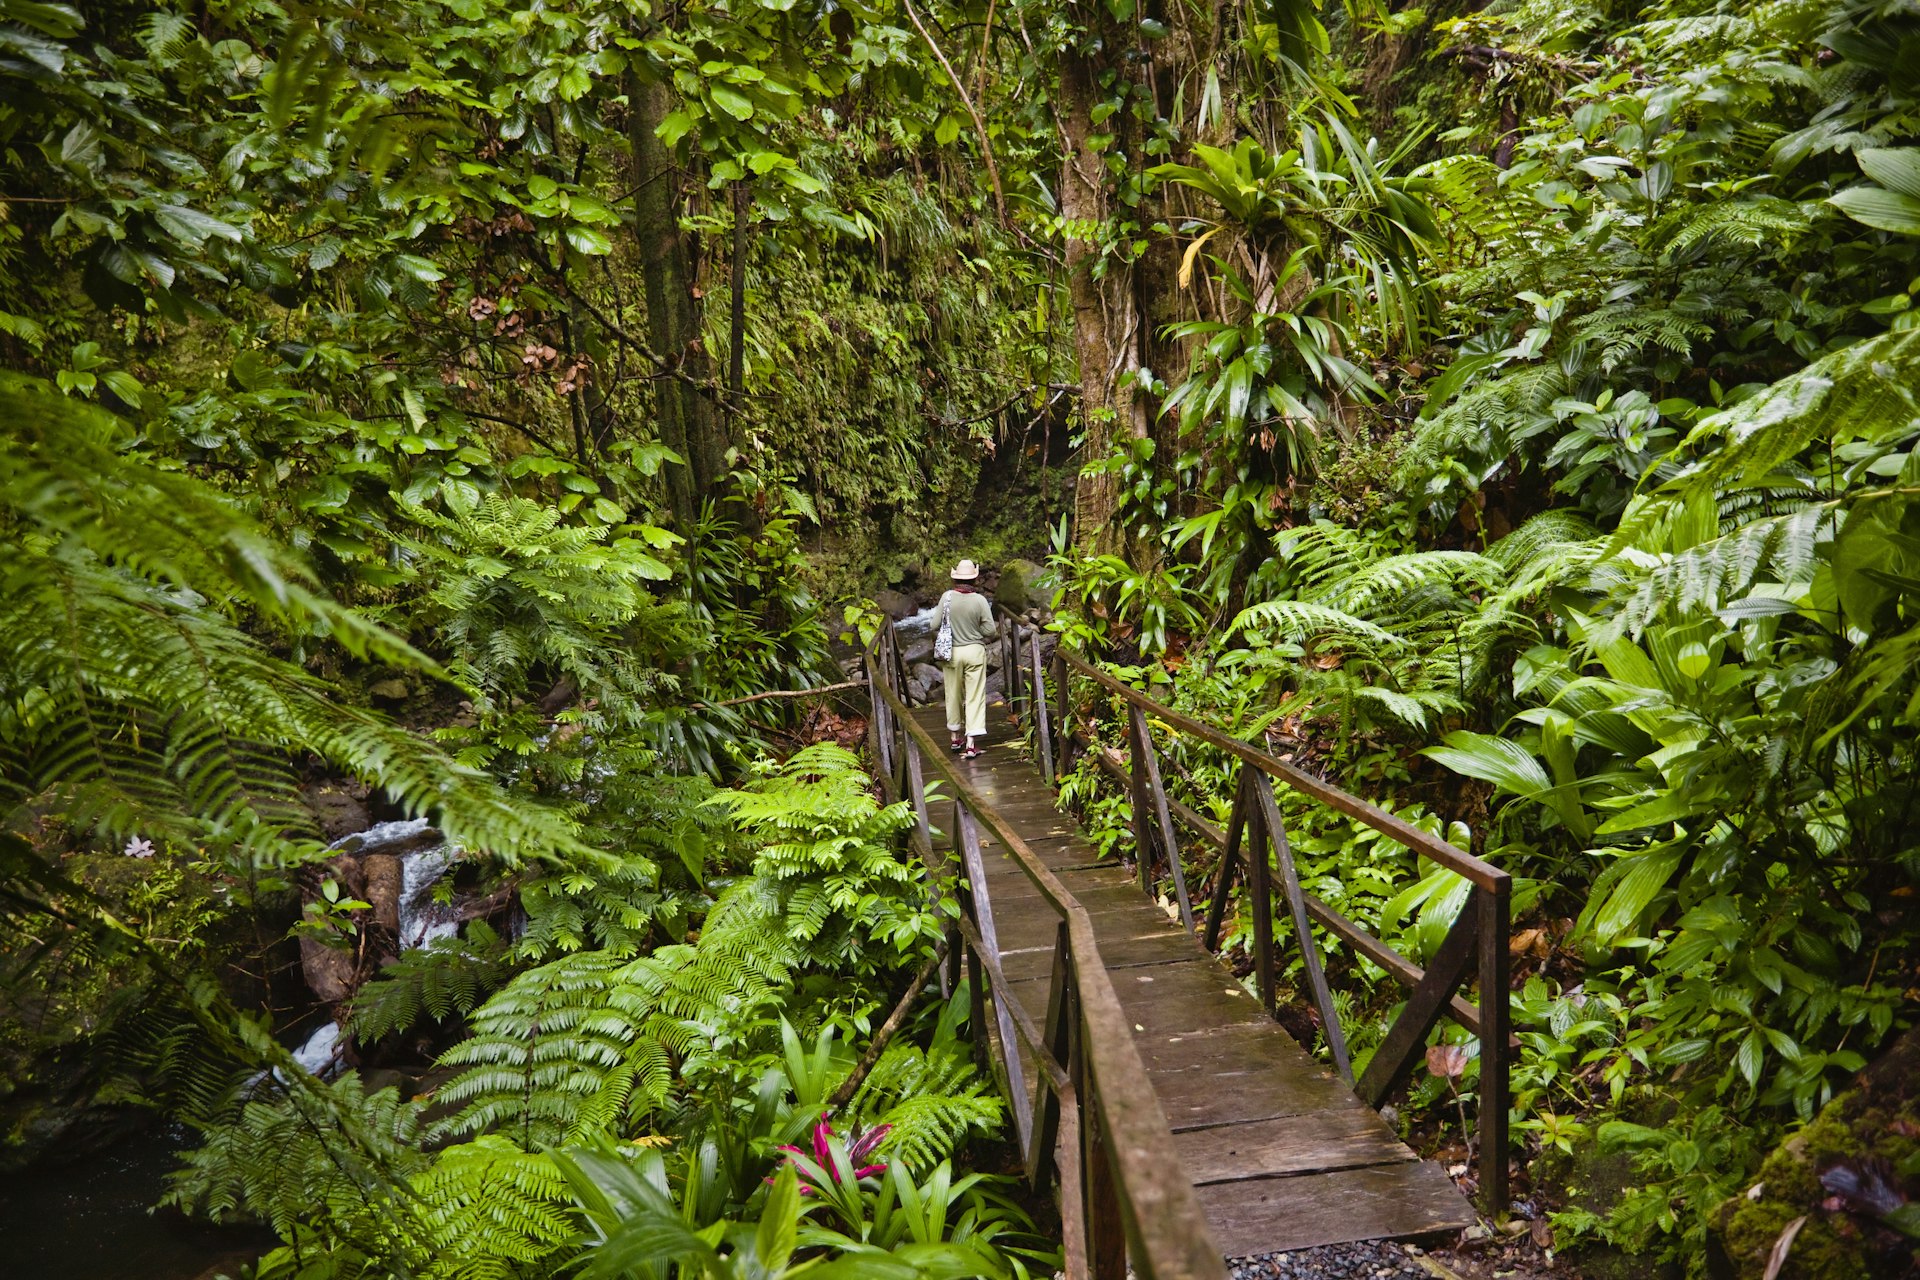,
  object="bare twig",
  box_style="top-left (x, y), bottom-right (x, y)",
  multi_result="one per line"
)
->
top-left (900, 0), bottom-right (1010, 230)
top-left (828, 939), bottom-right (949, 1110)
top-left (691, 679), bottom-right (866, 710)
